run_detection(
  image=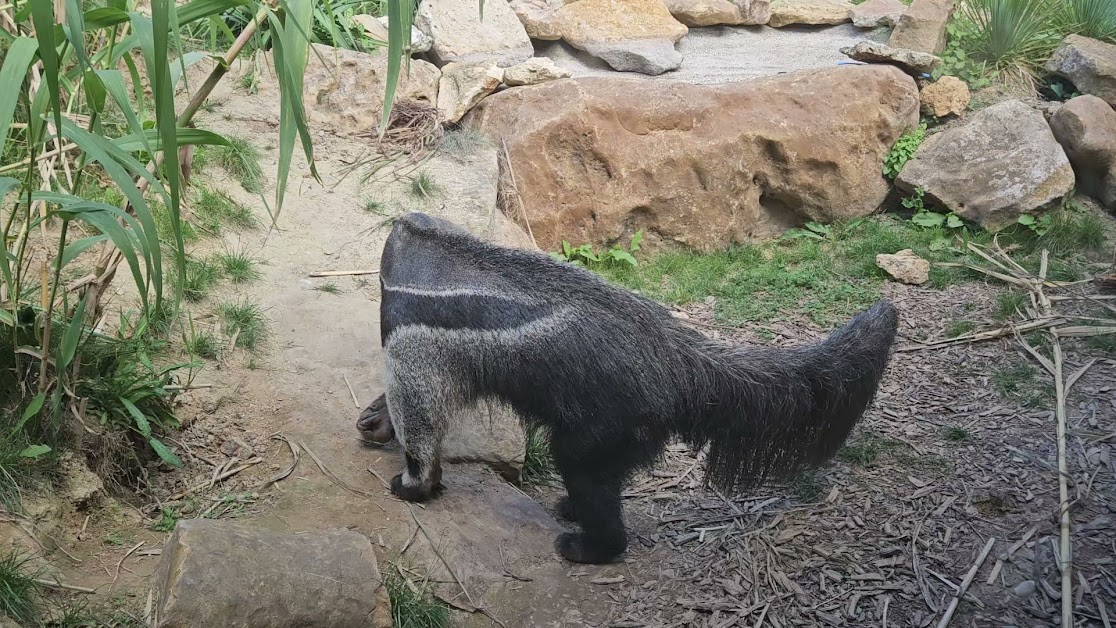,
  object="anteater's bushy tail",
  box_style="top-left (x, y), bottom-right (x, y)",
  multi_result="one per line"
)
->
top-left (677, 299), bottom-right (900, 494)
